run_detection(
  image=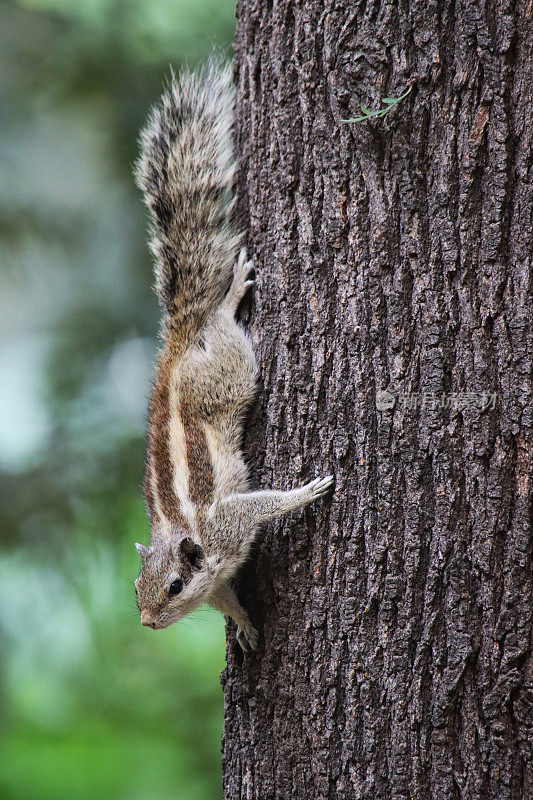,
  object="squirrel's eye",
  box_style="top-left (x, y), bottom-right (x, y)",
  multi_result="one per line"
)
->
top-left (169, 579), bottom-right (183, 596)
